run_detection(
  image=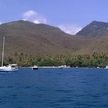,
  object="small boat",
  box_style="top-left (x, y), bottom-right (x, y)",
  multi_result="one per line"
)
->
top-left (105, 66), bottom-right (108, 69)
top-left (97, 67), bottom-right (100, 69)
top-left (32, 65), bottom-right (38, 70)
top-left (58, 65), bottom-right (67, 69)
top-left (0, 36), bottom-right (18, 72)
